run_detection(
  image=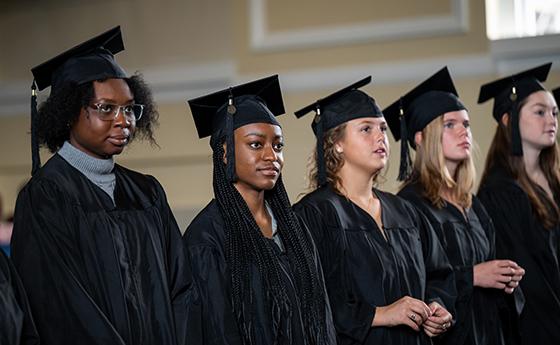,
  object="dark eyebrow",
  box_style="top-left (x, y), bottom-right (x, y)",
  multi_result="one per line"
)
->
top-left (244, 132), bottom-right (266, 138)
top-left (93, 98), bottom-right (134, 104)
